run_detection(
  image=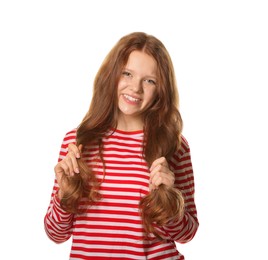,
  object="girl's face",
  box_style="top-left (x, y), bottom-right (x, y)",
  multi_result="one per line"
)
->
top-left (117, 50), bottom-right (158, 127)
